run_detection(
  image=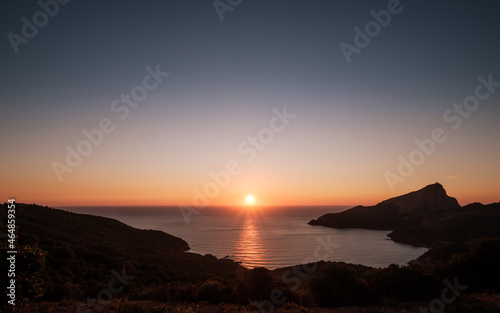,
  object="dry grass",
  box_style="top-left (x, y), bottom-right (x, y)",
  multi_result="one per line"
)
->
top-left (17, 300), bottom-right (423, 313)
top-left (17, 294), bottom-right (500, 313)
